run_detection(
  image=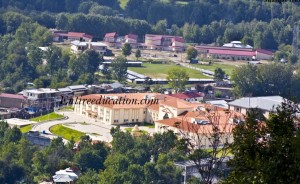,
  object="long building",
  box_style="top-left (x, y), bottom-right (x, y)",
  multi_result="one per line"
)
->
top-left (196, 41), bottom-right (273, 61)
